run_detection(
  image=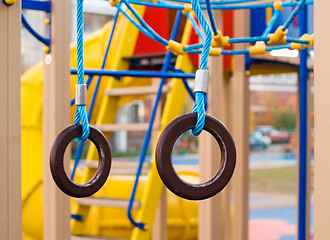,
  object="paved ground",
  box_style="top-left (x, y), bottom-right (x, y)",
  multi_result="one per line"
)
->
top-left (249, 145), bottom-right (314, 240)
top-left (176, 144), bottom-right (314, 240)
top-left (249, 194), bottom-right (314, 240)
top-left (109, 144), bottom-right (314, 240)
